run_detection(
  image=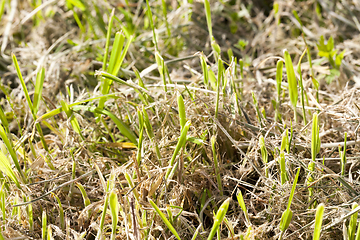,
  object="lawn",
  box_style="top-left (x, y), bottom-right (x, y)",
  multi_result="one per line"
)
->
top-left (0, 0), bottom-right (360, 239)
